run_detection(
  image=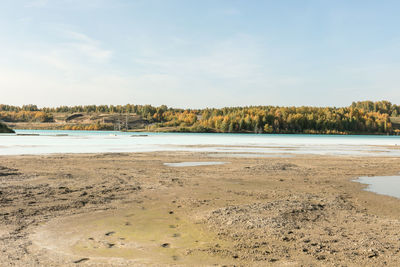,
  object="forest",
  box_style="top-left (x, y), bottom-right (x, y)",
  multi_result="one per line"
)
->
top-left (0, 101), bottom-right (399, 134)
